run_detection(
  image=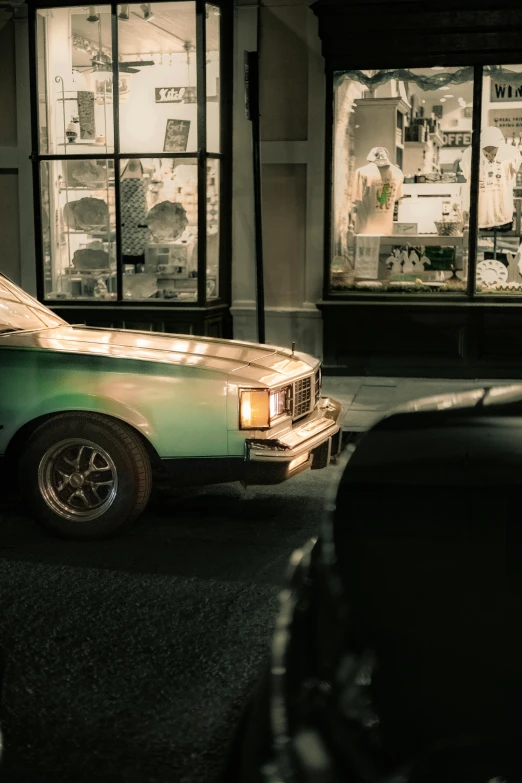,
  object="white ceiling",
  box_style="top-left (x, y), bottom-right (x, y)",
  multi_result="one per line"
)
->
top-left (71, 3), bottom-right (219, 57)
